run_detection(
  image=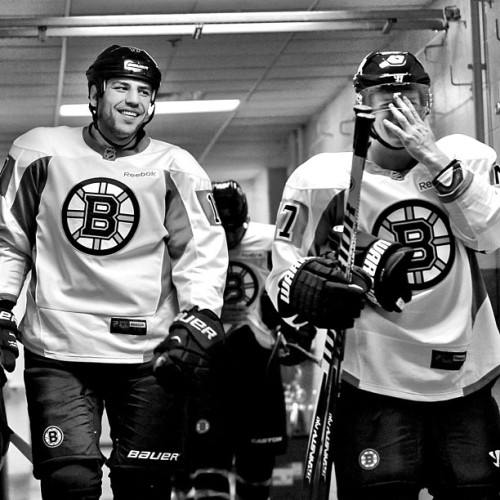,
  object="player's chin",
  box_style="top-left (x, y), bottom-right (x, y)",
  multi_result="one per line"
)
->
top-left (115, 120), bottom-right (144, 139)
